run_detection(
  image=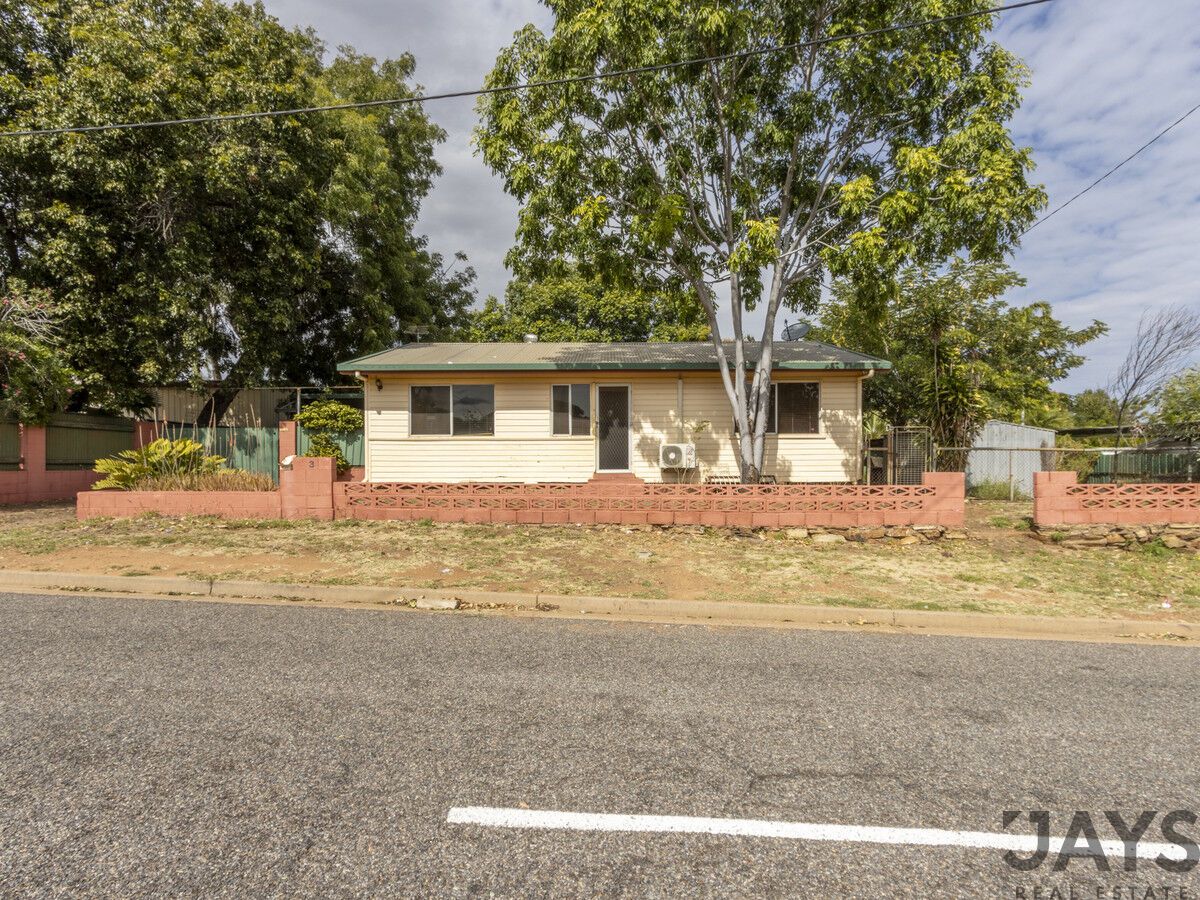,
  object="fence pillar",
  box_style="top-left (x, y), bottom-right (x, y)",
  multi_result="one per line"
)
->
top-left (279, 420), bottom-right (297, 463)
top-left (279, 456), bottom-right (334, 520)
